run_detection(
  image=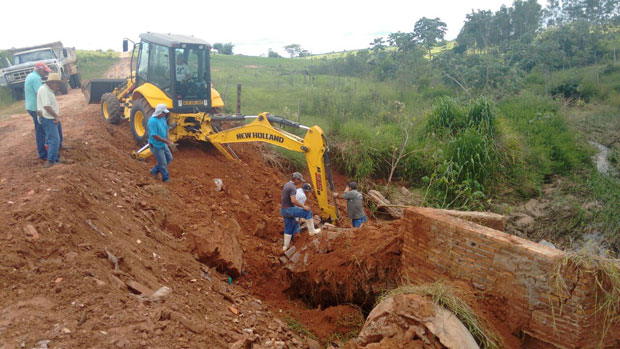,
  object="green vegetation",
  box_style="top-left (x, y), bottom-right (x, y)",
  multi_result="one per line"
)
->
top-left (75, 50), bottom-right (119, 81)
top-left (378, 281), bottom-right (504, 349)
top-left (210, 0), bottom-right (620, 254)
